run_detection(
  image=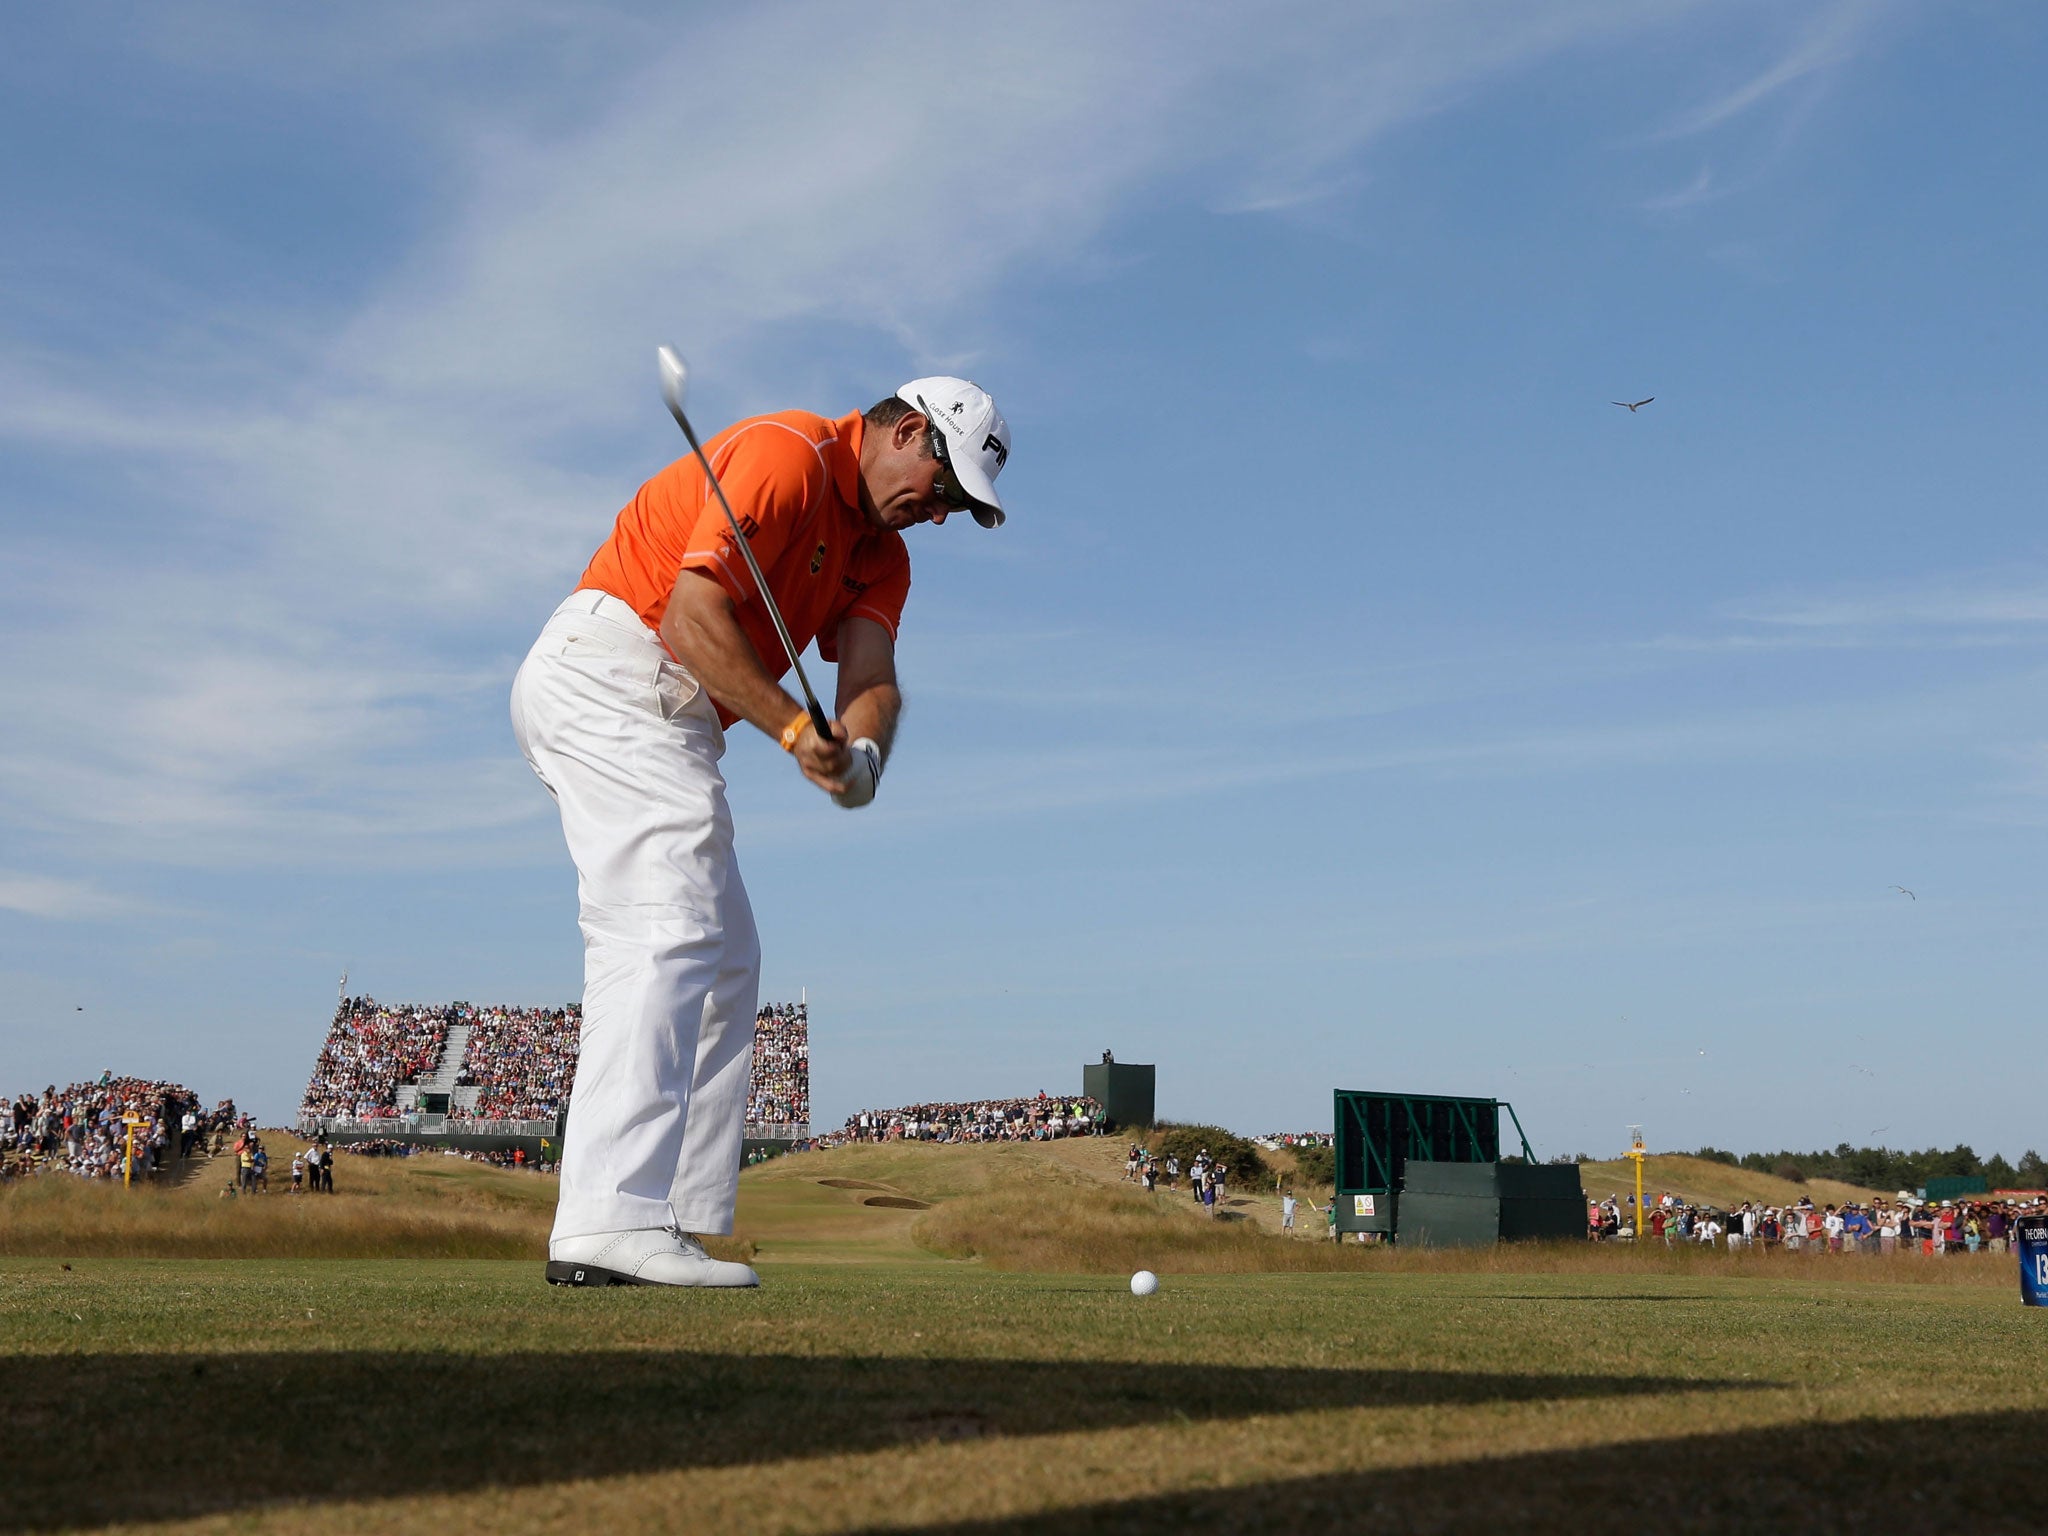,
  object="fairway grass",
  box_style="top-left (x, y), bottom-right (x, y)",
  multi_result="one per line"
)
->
top-left (3, 1258), bottom-right (2042, 1535)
